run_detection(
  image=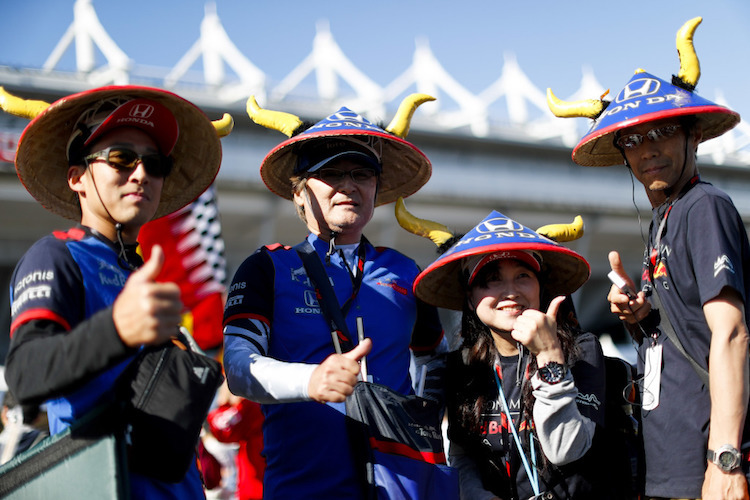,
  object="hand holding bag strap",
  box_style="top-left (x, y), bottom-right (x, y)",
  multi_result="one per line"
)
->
top-left (649, 283), bottom-right (710, 387)
top-left (294, 239), bottom-right (356, 353)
